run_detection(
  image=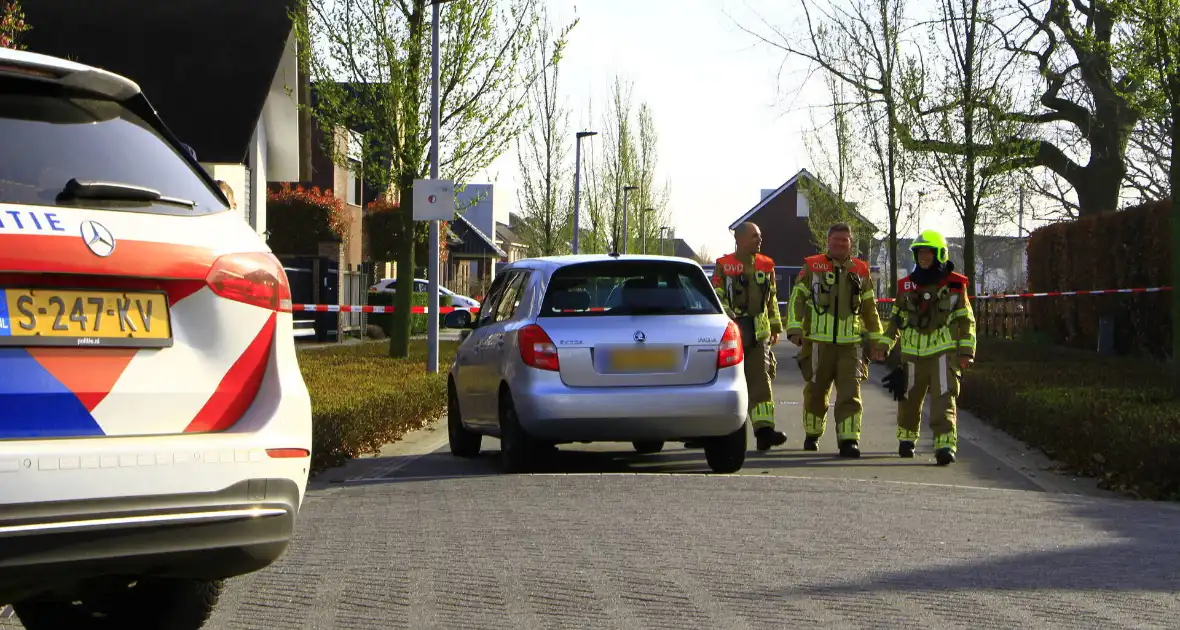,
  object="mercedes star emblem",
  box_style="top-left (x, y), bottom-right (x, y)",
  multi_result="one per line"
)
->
top-left (633, 330), bottom-right (646, 343)
top-left (80, 220), bottom-right (116, 257)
